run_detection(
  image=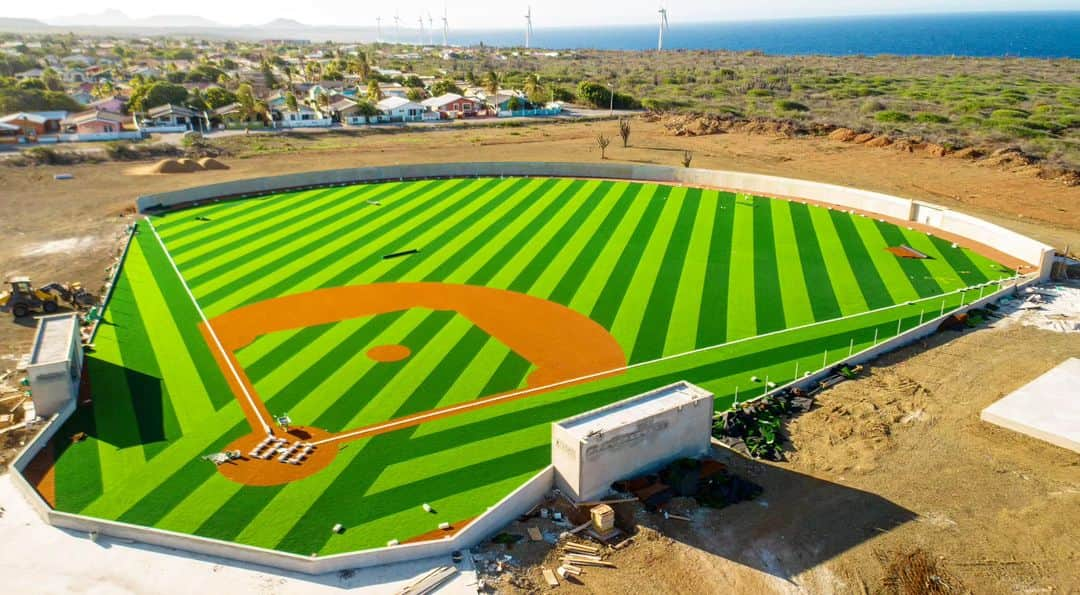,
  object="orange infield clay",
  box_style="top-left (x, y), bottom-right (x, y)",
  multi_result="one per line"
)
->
top-left (202, 282), bottom-right (626, 486)
top-left (366, 344), bottom-right (412, 362)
